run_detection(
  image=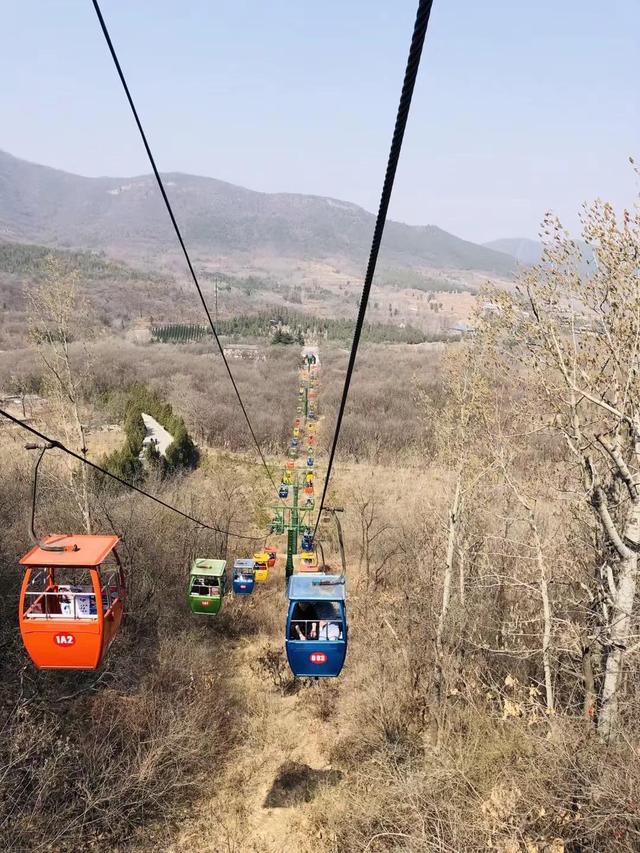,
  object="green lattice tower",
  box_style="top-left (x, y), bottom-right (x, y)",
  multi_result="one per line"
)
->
top-left (285, 527), bottom-right (296, 579)
top-left (285, 479), bottom-right (301, 579)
